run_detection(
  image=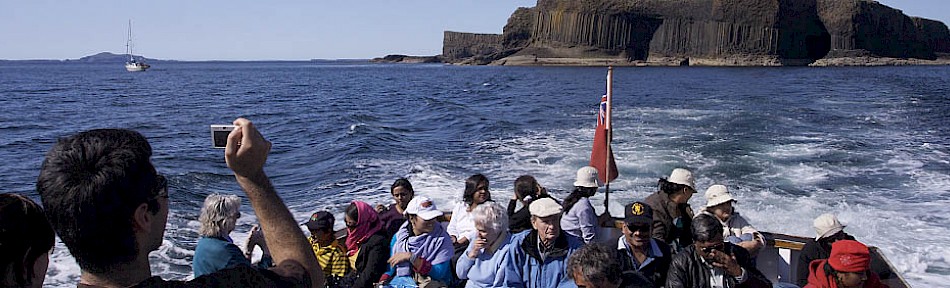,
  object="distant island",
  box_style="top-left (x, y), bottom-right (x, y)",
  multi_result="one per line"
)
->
top-left (387, 0), bottom-right (950, 66)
